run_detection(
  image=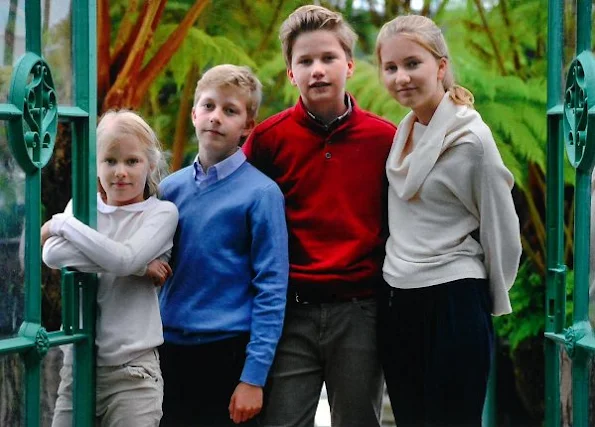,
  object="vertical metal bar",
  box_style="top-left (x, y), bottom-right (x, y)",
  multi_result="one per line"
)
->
top-left (23, 173), bottom-right (41, 427)
top-left (22, 2), bottom-right (43, 426)
top-left (545, 1), bottom-right (564, 426)
top-left (71, 1), bottom-right (97, 426)
top-left (573, 174), bottom-right (592, 427)
top-left (24, 0), bottom-right (41, 54)
top-left (576, 0), bottom-right (592, 54)
top-left (573, 3), bottom-right (593, 427)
